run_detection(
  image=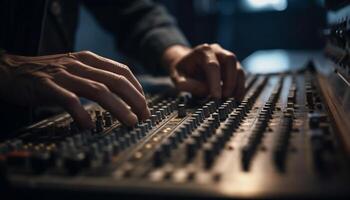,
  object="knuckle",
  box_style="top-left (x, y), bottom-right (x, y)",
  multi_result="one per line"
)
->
top-left (117, 63), bottom-right (132, 75)
top-left (90, 82), bottom-right (110, 96)
top-left (75, 50), bottom-right (96, 61)
top-left (114, 74), bottom-right (129, 84)
top-left (57, 67), bottom-right (68, 74)
top-left (210, 43), bottom-right (221, 48)
top-left (79, 50), bottom-right (94, 57)
top-left (51, 67), bottom-right (69, 77)
top-left (195, 43), bottom-right (212, 52)
top-left (225, 52), bottom-right (237, 61)
top-left (194, 48), bottom-right (210, 60)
